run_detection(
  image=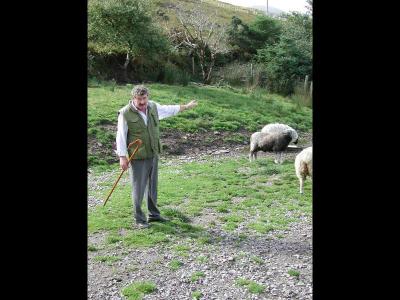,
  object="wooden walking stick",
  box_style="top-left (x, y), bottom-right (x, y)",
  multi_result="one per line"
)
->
top-left (103, 139), bottom-right (143, 206)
